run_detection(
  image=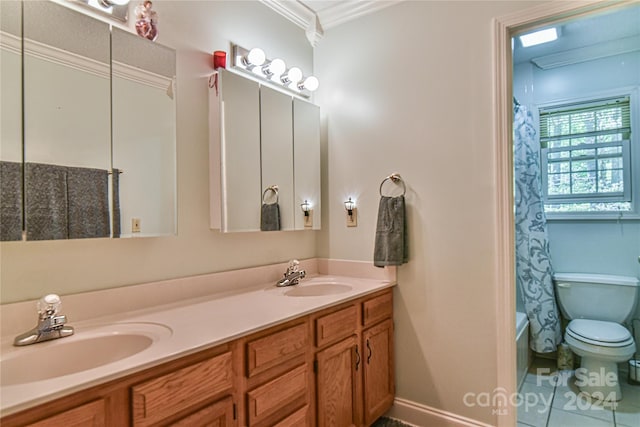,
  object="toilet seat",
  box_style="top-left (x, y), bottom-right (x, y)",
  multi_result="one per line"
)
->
top-left (567, 319), bottom-right (633, 347)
